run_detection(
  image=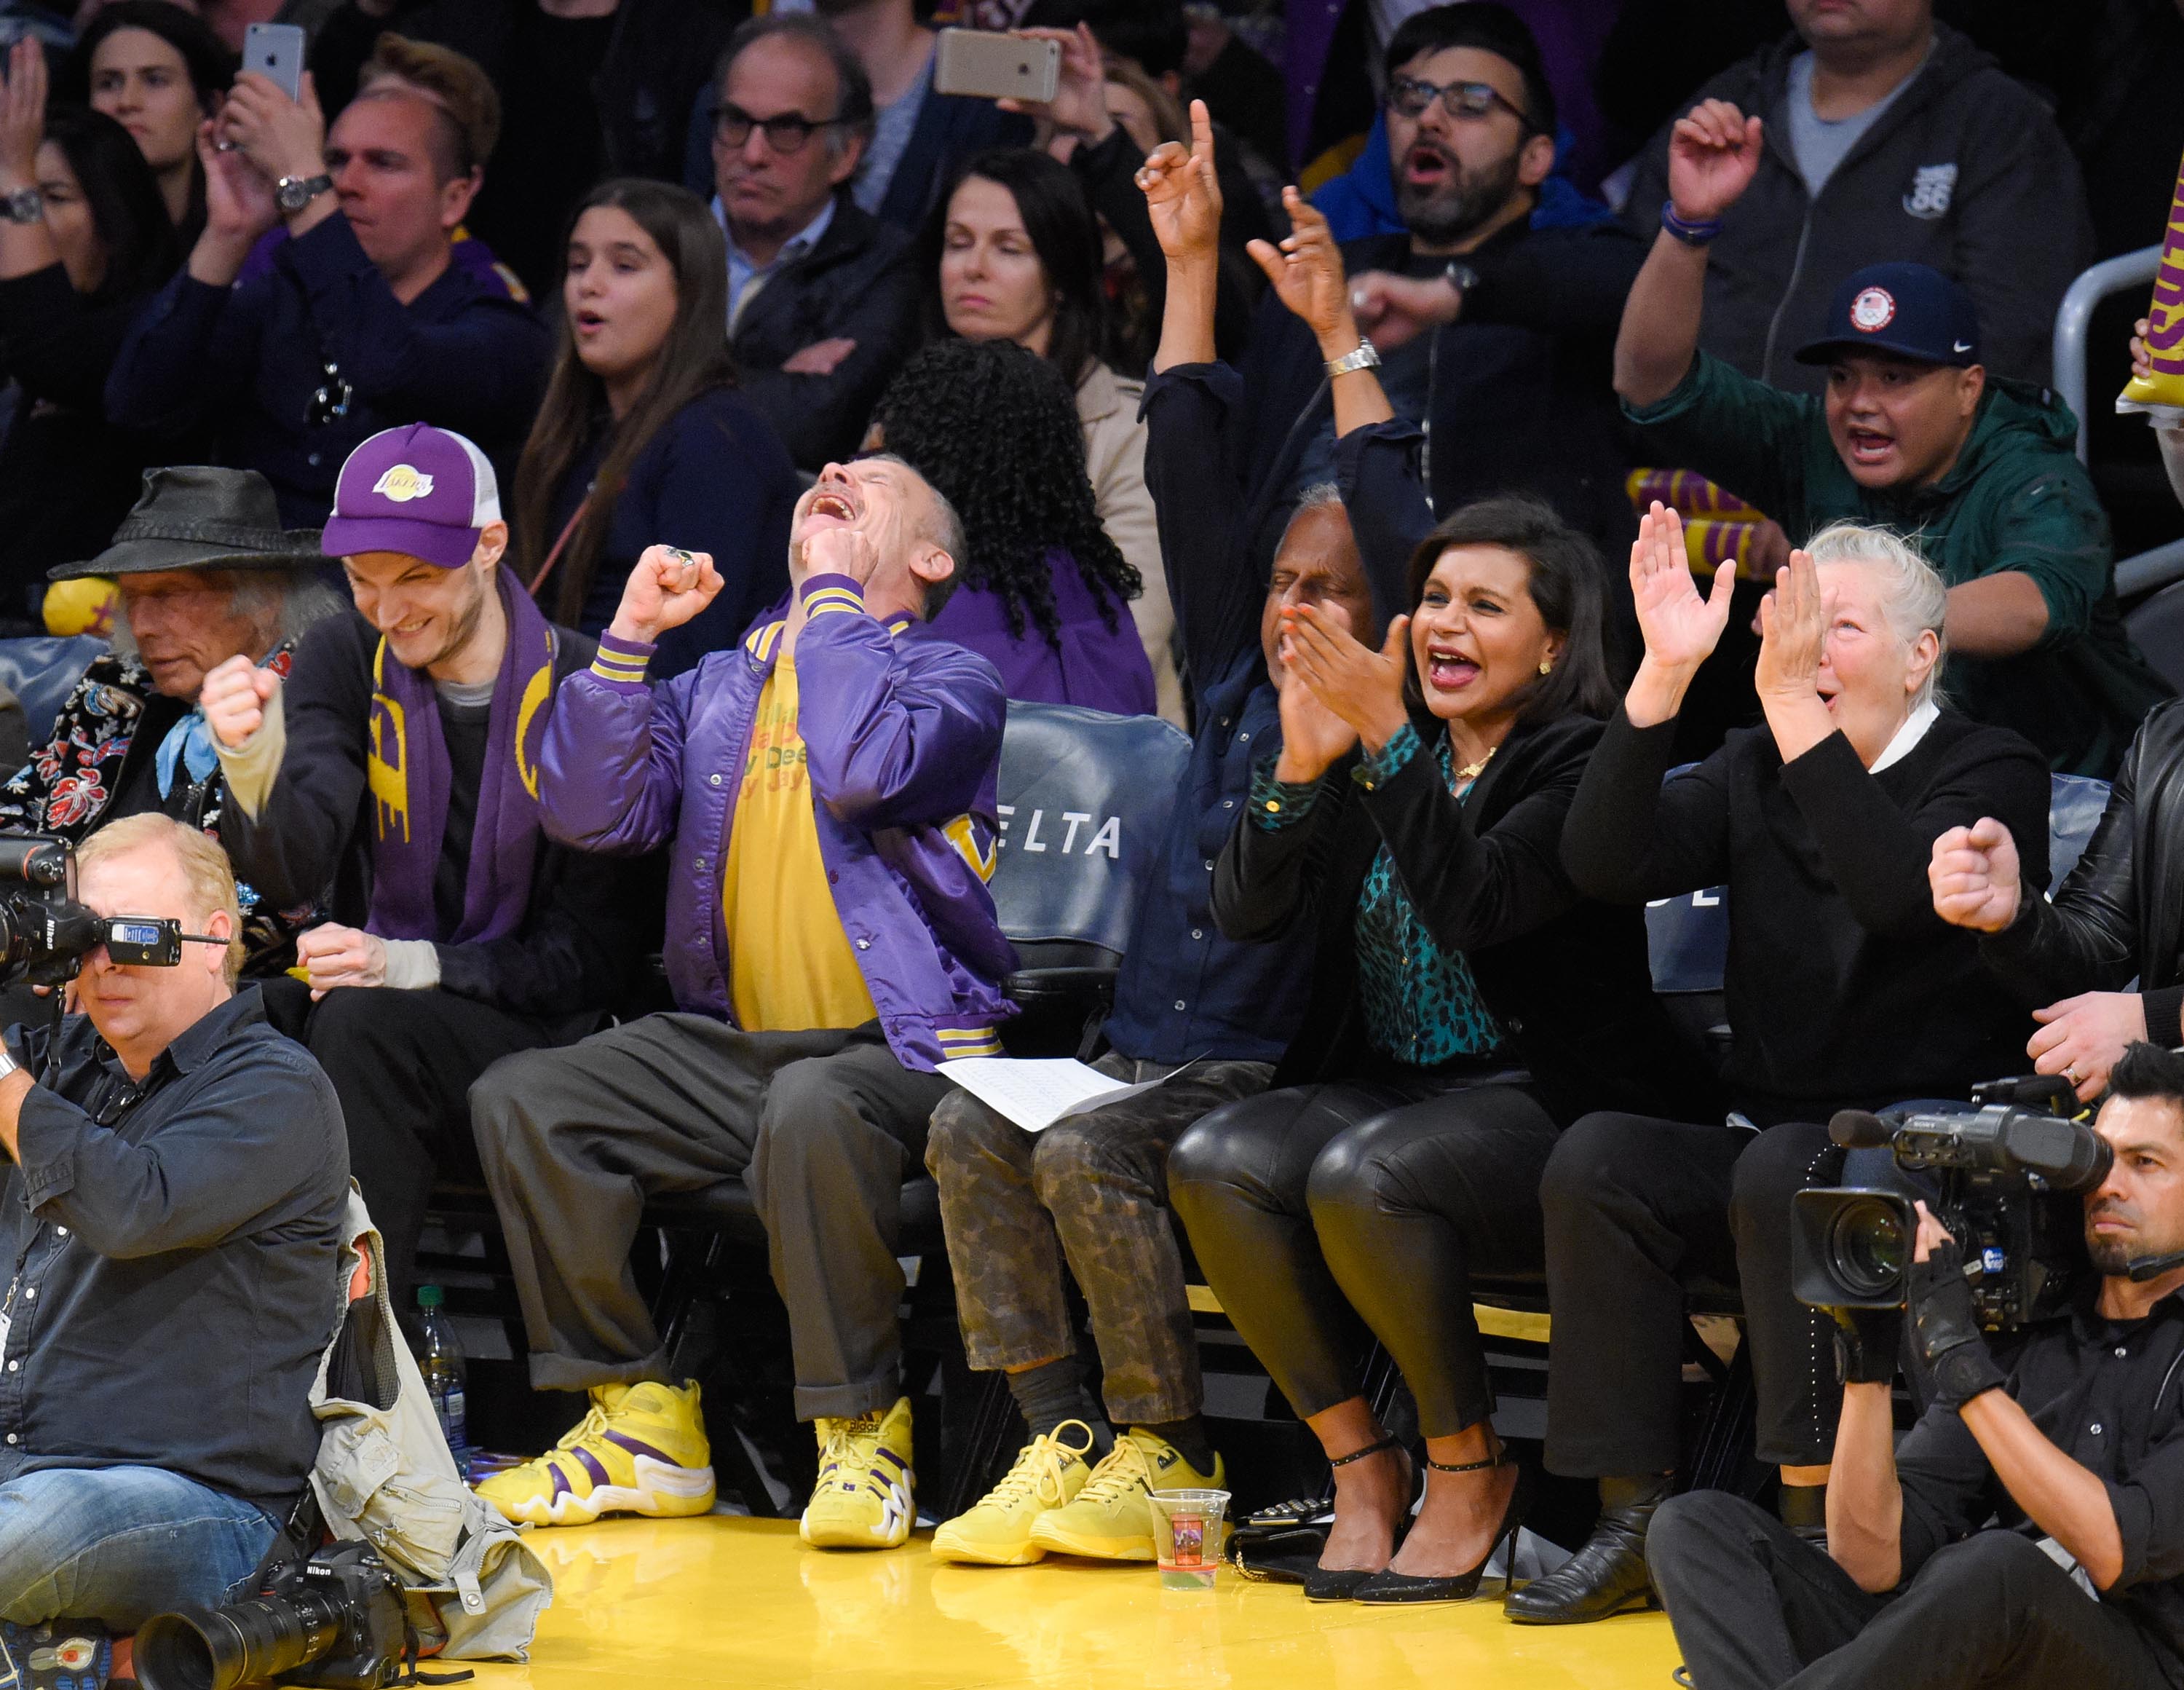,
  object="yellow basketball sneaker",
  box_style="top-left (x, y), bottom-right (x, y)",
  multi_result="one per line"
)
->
top-left (475, 1379), bottom-right (716, 1526)
top-left (930, 1421), bottom-right (1098, 1565)
top-left (801, 1396), bottom-right (917, 1549)
top-left (1029, 1427), bottom-right (1224, 1560)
